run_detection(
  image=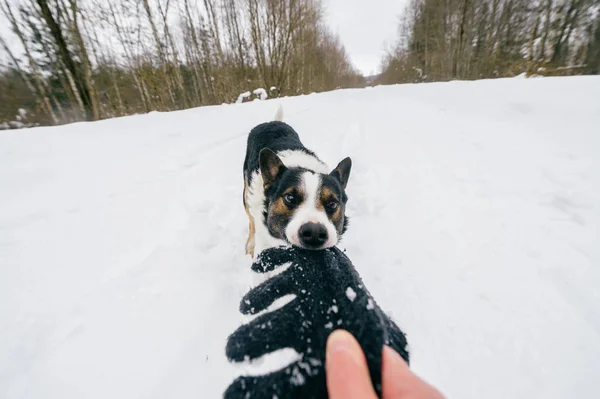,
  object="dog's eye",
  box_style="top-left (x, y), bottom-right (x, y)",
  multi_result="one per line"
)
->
top-left (283, 193), bottom-right (297, 206)
top-left (326, 200), bottom-right (339, 210)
